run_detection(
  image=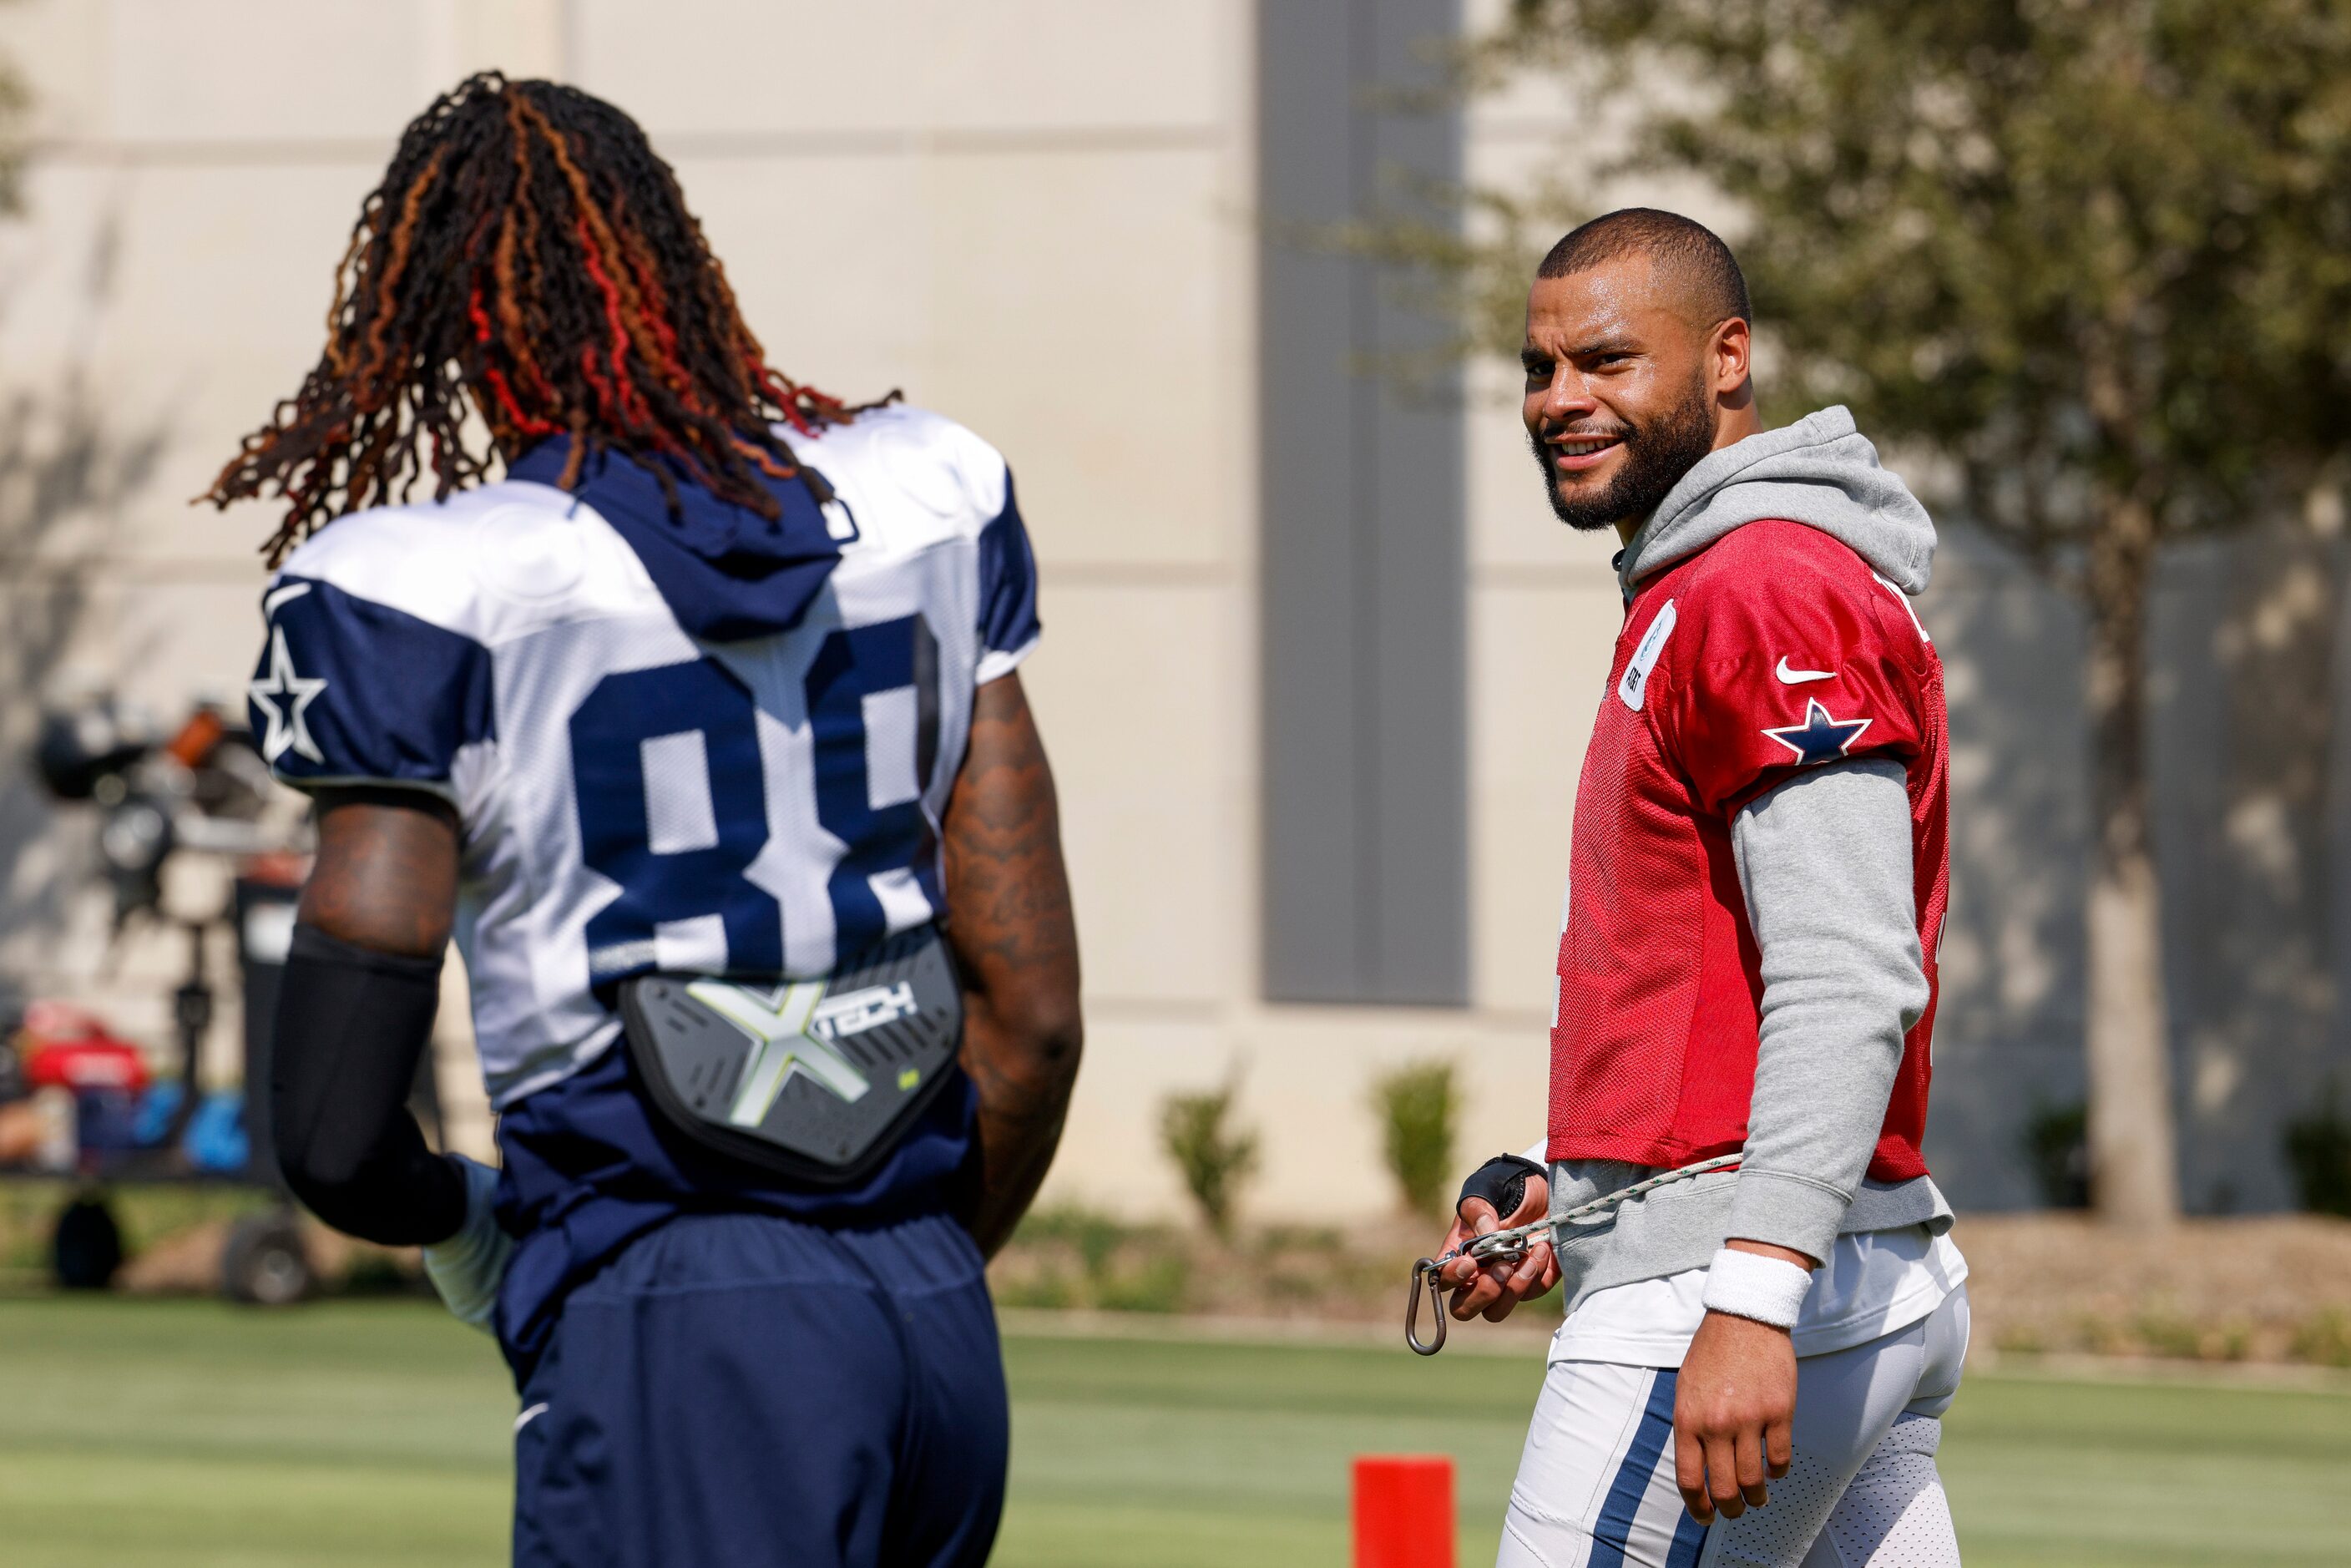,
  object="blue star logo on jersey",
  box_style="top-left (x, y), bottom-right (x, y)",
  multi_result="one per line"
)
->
top-left (1762, 698), bottom-right (1872, 766)
top-left (249, 625), bottom-right (328, 765)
